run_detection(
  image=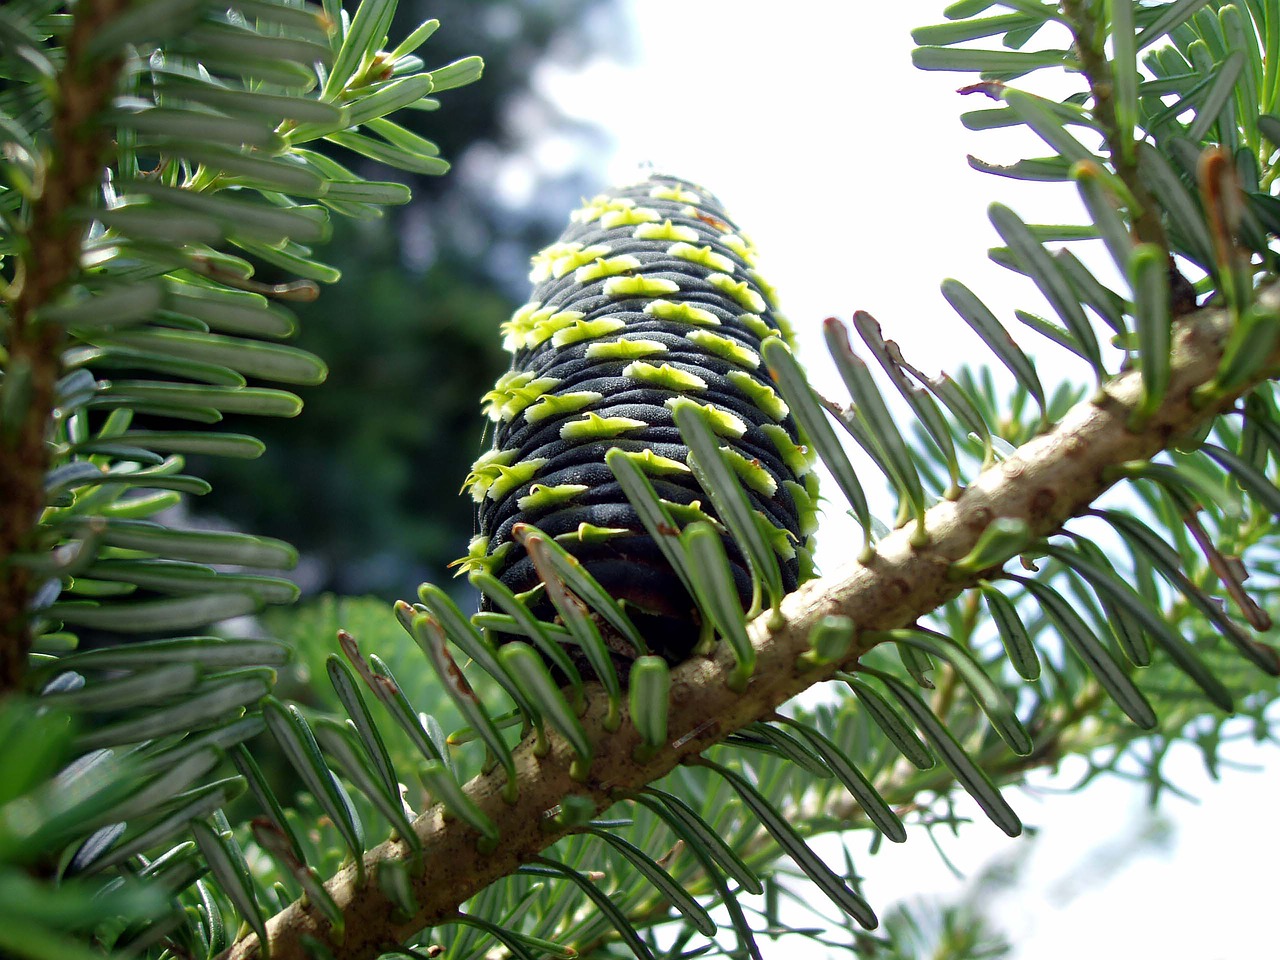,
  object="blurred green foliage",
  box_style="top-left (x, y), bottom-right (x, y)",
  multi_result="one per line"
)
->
top-left (198, 238), bottom-right (513, 596)
top-left (265, 594), bottom-right (467, 745)
top-left (254, 596), bottom-right (471, 820)
top-left (196, 0), bottom-right (618, 597)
